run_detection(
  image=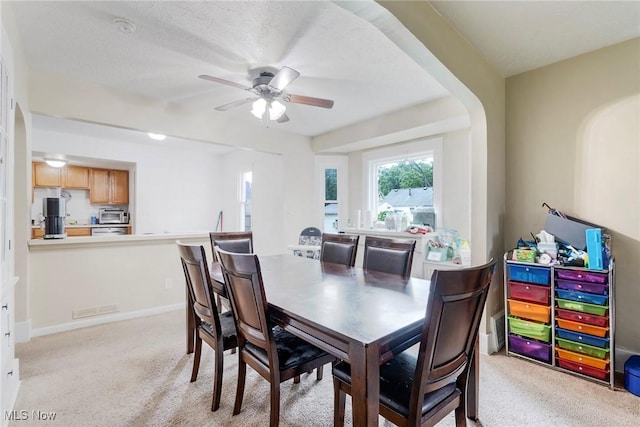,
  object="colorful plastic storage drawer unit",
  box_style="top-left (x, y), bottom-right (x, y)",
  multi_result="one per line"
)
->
top-left (556, 298), bottom-right (608, 316)
top-left (508, 316), bottom-right (551, 342)
top-left (509, 334), bottom-right (551, 363)
top-left (555, 289), bottom-right (608, 306)
top-left (508, 299), bottom-right (551, 323)
top-left (556, 327), bottom-right (609, 348)
top-left (556, 279), bottom-right (608, 295)
top-left (556, 347), bottom-right (609, 370)
top-left (556, 269), bottom-right (607, 284)
top-left (556, 318), bottom-right (609, 337)
top-left (509, 281), bottom-right (550, 304)
top-left (555, 337), bottom-right (610, 359)
top-left (555, 308), bottom-right (609, 327)
top-left (557, 358), bottom-right (609, 381)
top-left (507, 264), bottom-right (550, 285)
